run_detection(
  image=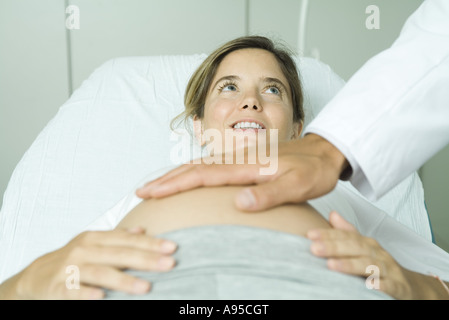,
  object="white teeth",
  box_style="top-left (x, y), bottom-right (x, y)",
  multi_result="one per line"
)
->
top-left (233, 121), bottom-right (264, 129)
